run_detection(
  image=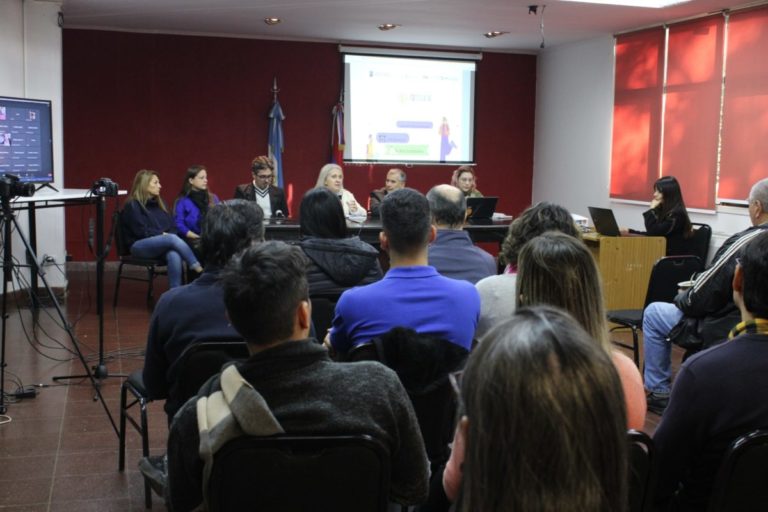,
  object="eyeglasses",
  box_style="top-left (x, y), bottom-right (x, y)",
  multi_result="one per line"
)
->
top-left (256, 174), bottom-right (273, 180)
